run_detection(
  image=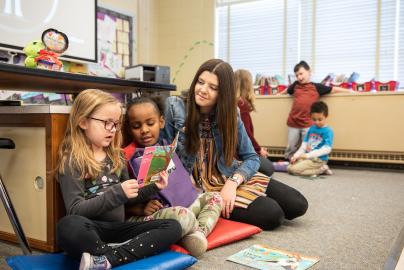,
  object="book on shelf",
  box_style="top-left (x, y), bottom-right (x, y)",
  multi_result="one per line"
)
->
top-left (320, 73), bottom-right (335, 86)
top-left (226, 244), bottom-right (319, 270)
top-left (347, 72), bottom-right (360, 83)
top-left (132, 132), bottom-right (179, 187)
top-left (288, 74), bottom-right (296, 85)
